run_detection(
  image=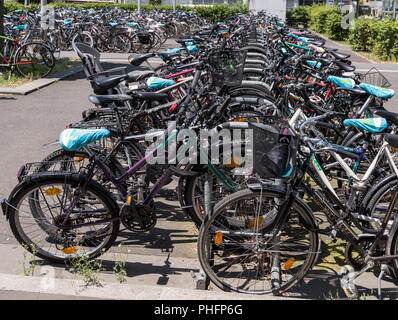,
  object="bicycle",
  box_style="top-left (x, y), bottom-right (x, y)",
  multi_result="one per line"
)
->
top-left (0, 35), bottom-right (55, 78)
top-left (197, 112), bottom-right (398, 299)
